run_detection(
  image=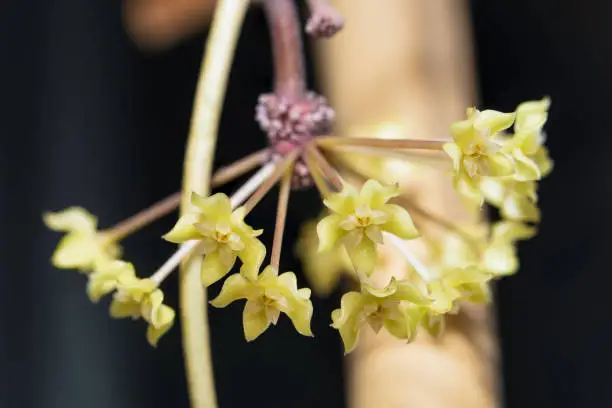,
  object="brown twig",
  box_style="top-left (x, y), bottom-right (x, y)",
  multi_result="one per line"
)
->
top-left (211, 148), bottom-right (271, 187)
top-left (317, 136), bottom-right (449, 150)
top-left (305, 143), bottom-right (344, 190)
top-left (271, 166), bottom-right (293, 269)
top-left (106, 192), bottom-right (181, 241)
top-left (304, 149), bottom-right (332, 197)
top-left (104, 149), bottom-right (270, 240)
